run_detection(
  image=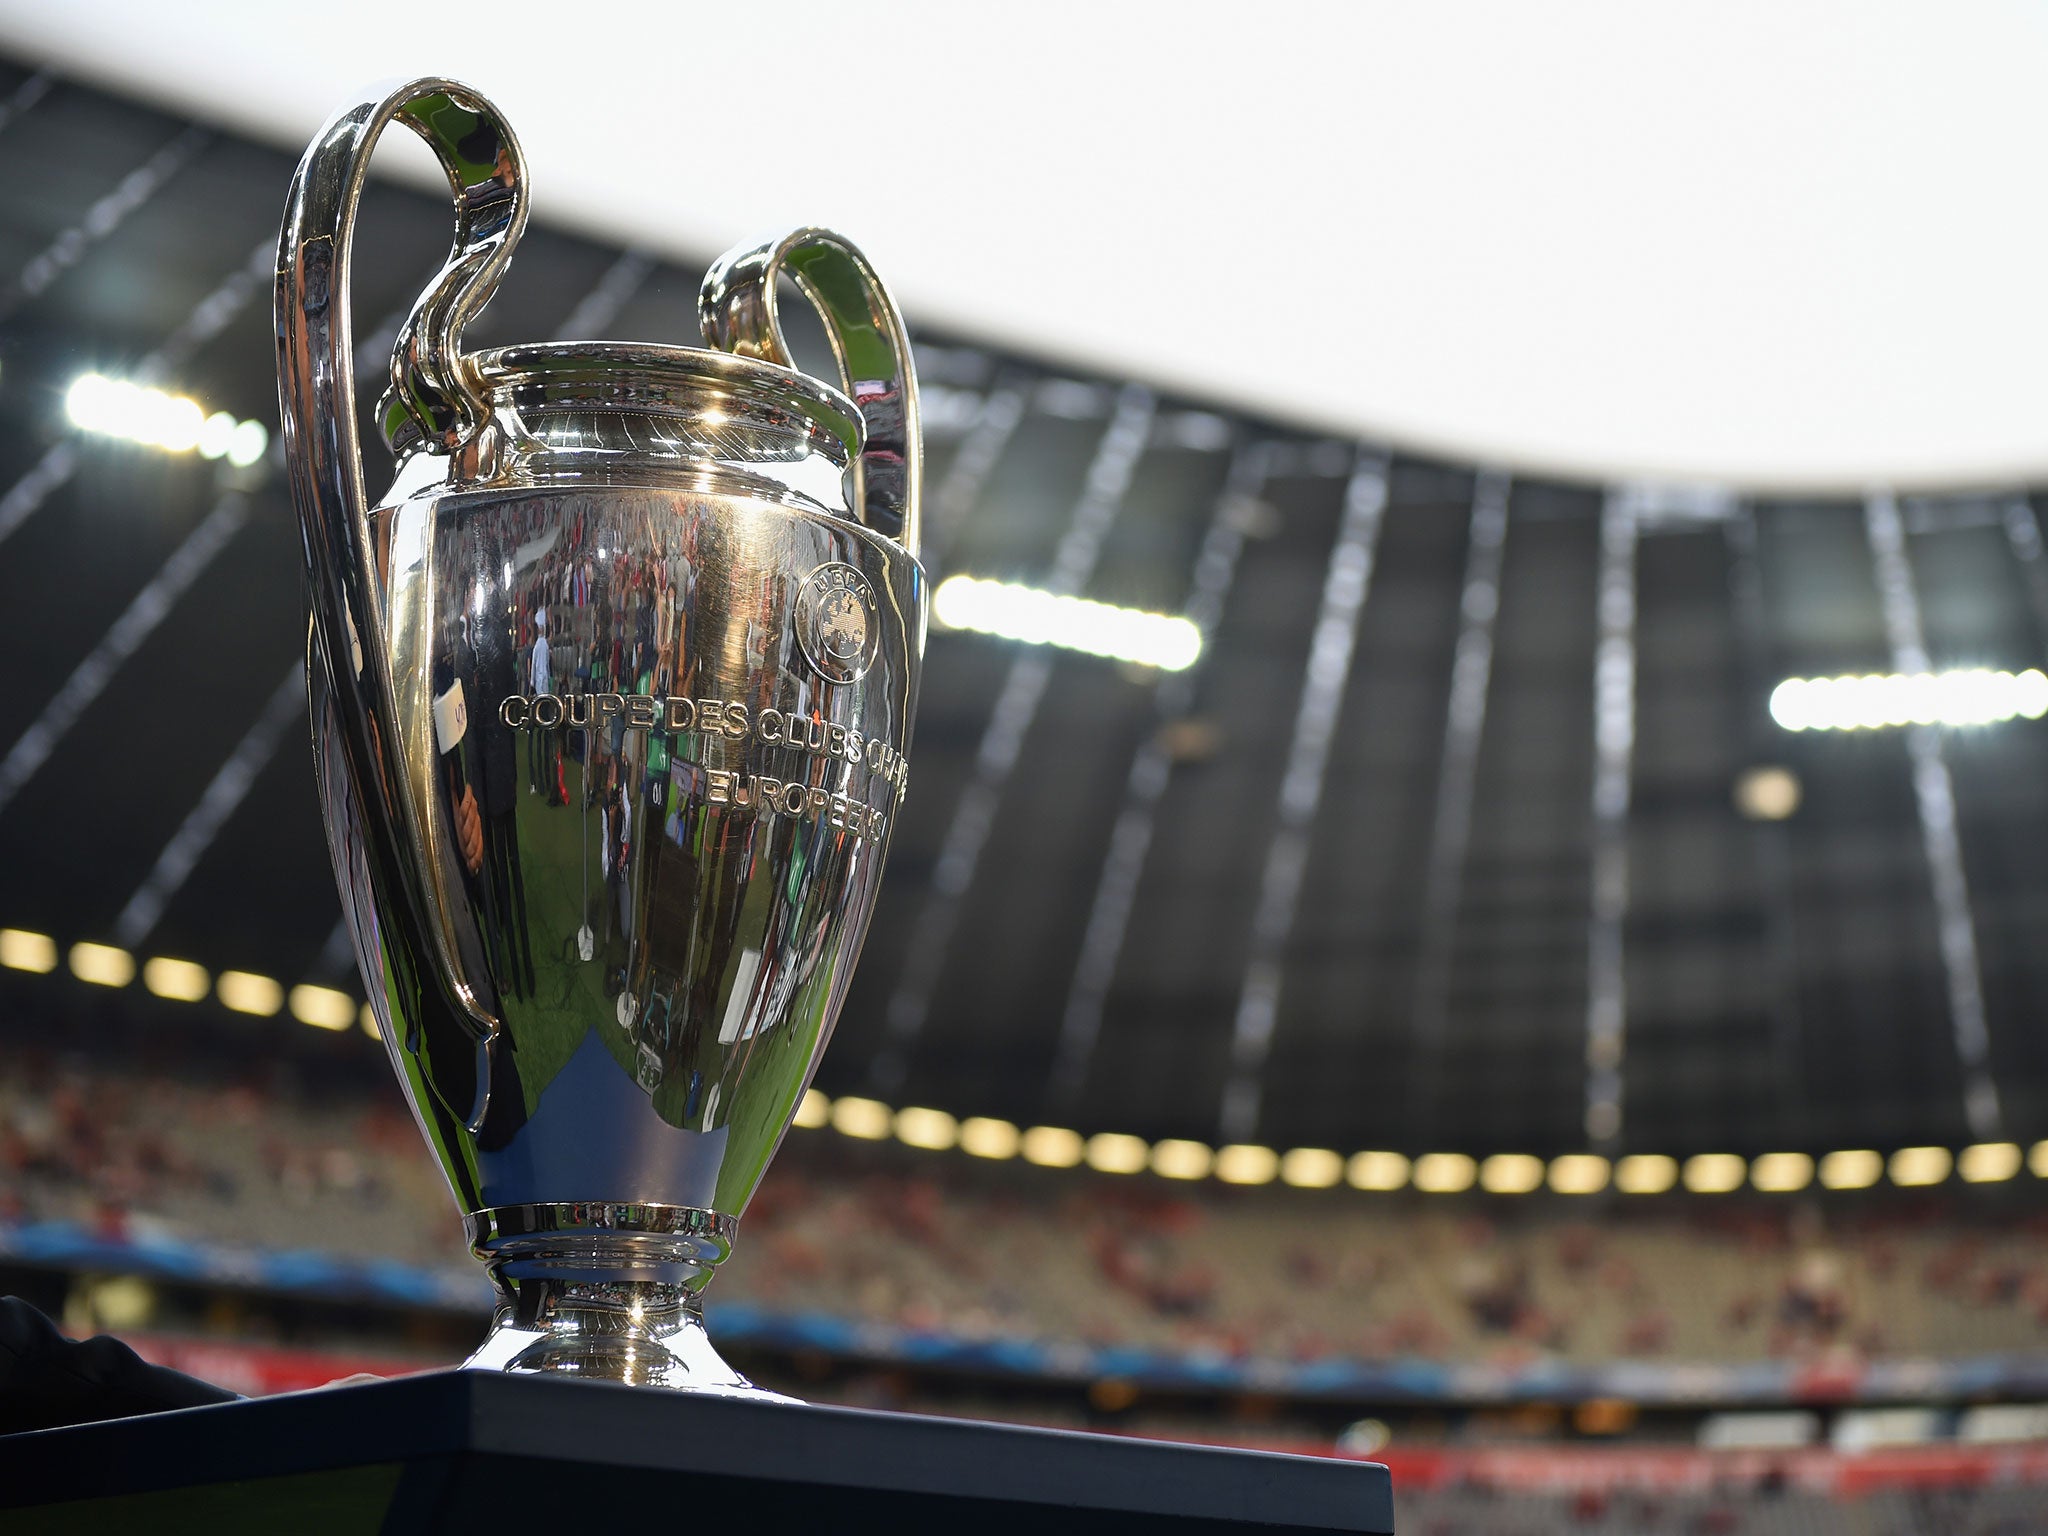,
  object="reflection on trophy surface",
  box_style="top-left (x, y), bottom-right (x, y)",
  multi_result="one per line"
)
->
top-left (276, 78), bottom-right (924, 1392)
